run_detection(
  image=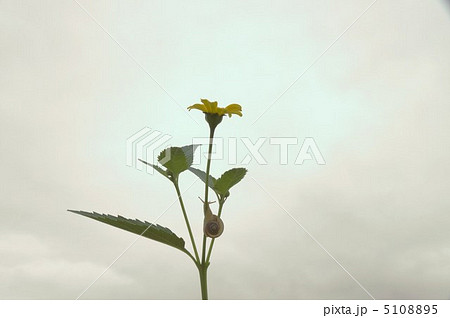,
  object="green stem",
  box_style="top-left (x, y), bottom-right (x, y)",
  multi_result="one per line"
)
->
top-left (200, 235), bottom-right (208, 299)
top-left (174, 180), bottom-right (200, 264)
top-left (183, 249), bottom-right (197, 265)
top-left (198, 263), bottom-right (209, 300)
top-left (204, 126), bottom-right (215, 203)
top-left (201, 234), bottom-right (207, 265)
top-left (199, 125), bottom-right (216, 299)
